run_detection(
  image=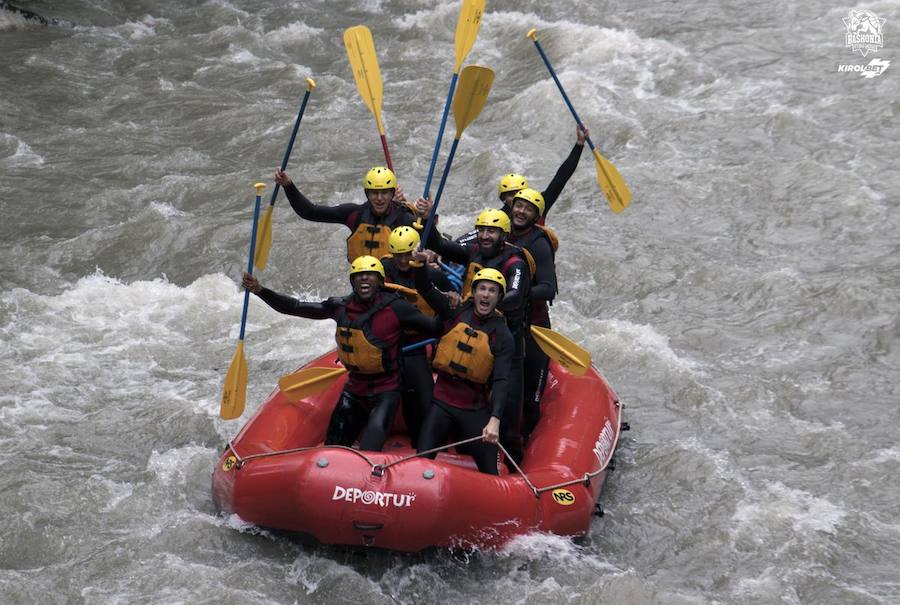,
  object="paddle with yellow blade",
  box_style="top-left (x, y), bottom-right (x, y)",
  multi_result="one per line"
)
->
top-left (530, 325), bottom-right (592, 376)
top-left (344, 25), bottom-right (393, 170)
top-left (278, 366), bottom-right (348, 403)
top-left (419, 64), bottom-right (495, 245)
top-left (421, 0), bottom-right (486, 201)
top-left (253, 77), bottom-right (317, 271)
top-left (220, 182), bottom-right (267, 420)
top-left (526, 28), bottom-right (632, 214)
